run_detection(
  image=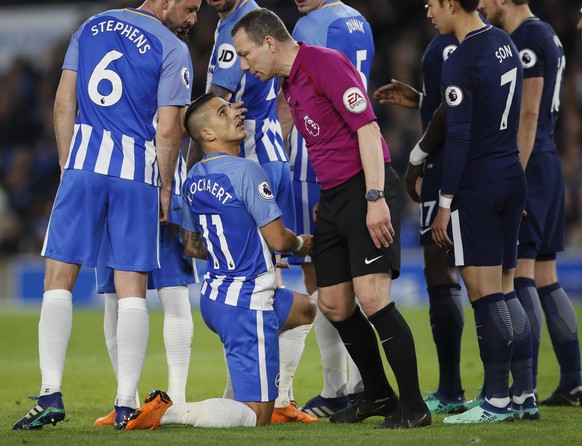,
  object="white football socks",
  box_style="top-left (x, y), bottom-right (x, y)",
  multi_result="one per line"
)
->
top-left (161, 399), bottom-right (256, 427)
top-left (115, 297), bottom-right (148, 408)
top-left (158, 286), bottom-right (193, 404)
top-left (312, 291), bottom-right (349, 398)
top-left (39, 289), bottom-right (72, 396)
top-left (275, 324), bottom-right (312, 408)
top-left (103, 293), bottom-right (140, 407)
